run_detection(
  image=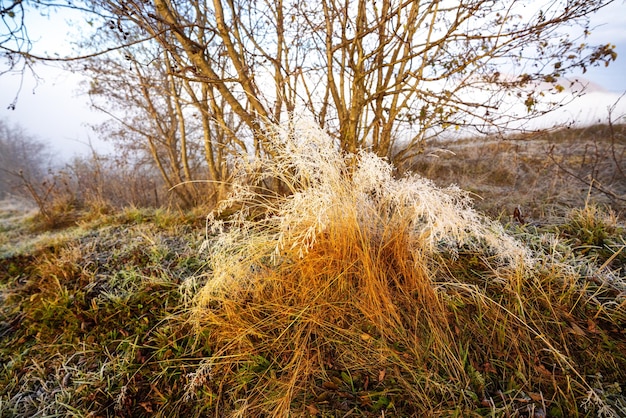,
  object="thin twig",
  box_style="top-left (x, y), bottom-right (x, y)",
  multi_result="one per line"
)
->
top-left (547, 145), bottom-right (626, 203)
